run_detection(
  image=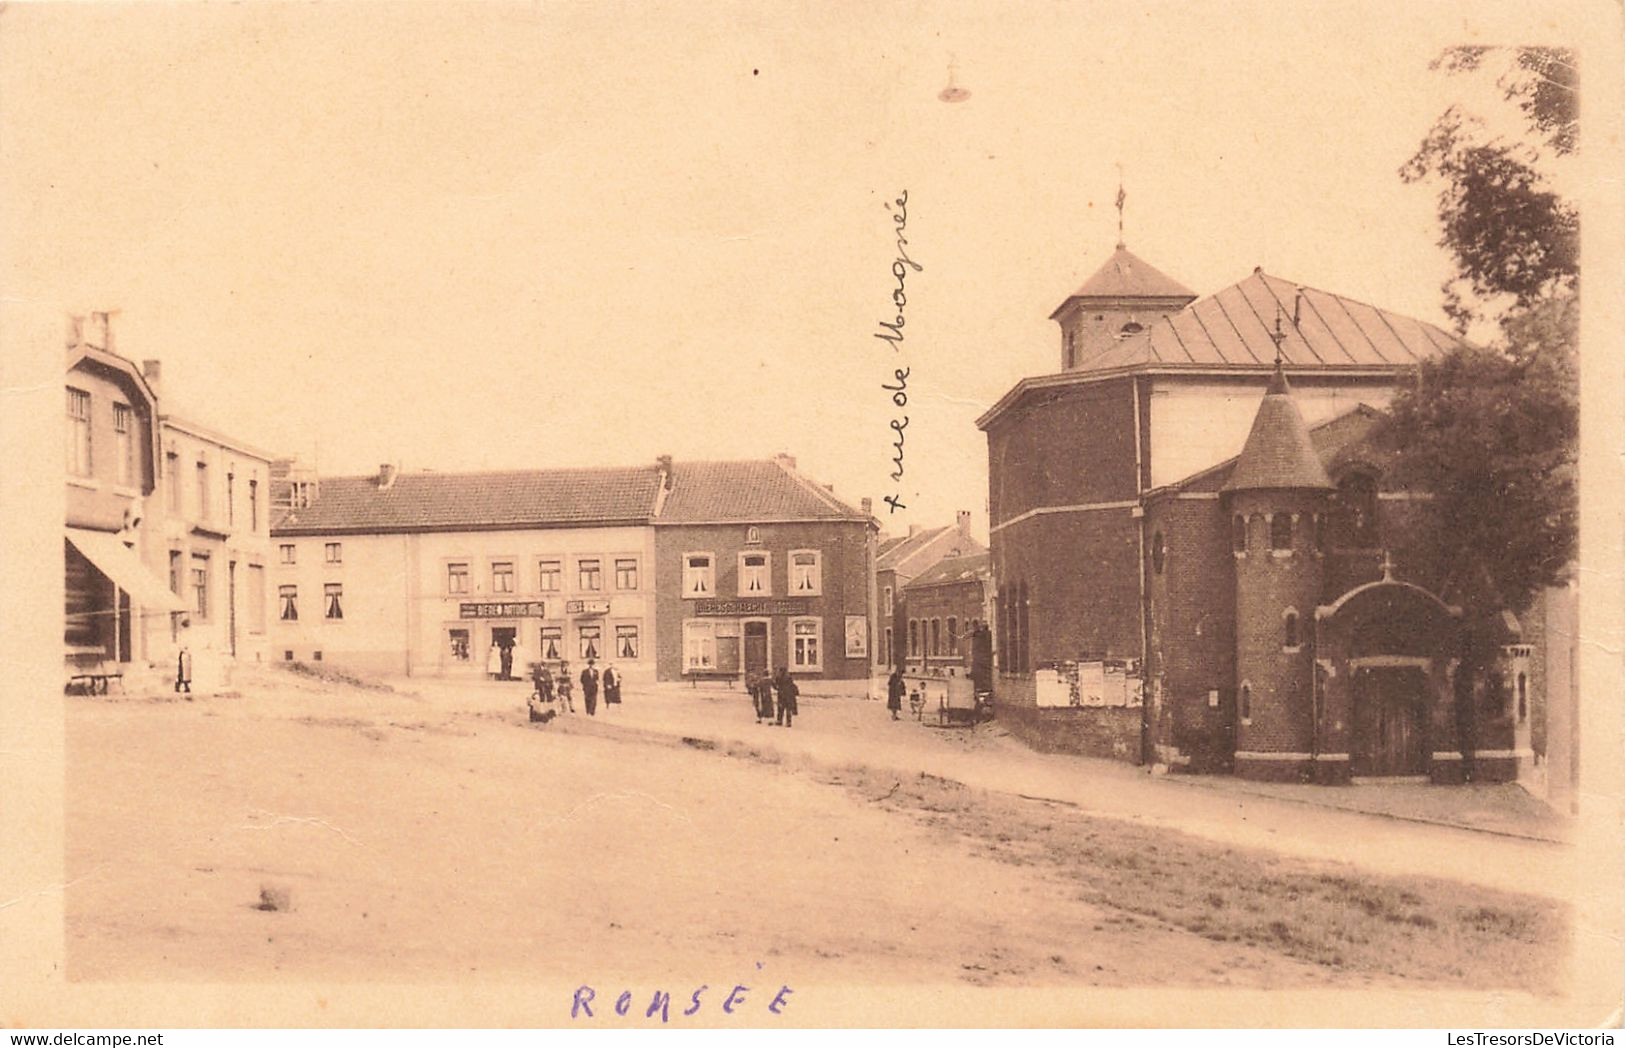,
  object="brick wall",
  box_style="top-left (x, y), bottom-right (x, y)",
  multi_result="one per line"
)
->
top-left (994, 672), bottom-right (1143, 762)
top-left (986, 377), bottom-right (1139, 526)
